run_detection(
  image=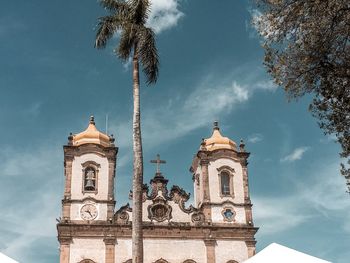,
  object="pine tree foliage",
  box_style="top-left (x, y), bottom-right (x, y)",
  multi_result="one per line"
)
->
top-left (254, 0), bottom-right (350, 192)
